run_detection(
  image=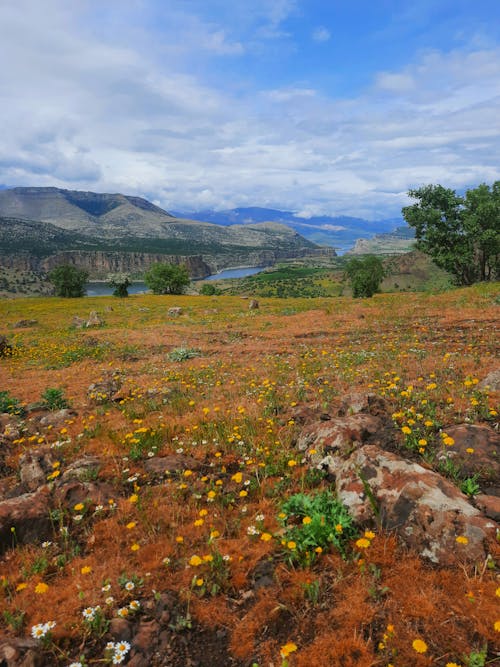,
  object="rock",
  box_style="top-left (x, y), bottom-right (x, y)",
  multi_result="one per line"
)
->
top-left (54, 480), bottom-right (115, 509)
top-left (474, 494), bottom-right (500, 522)
top-left (338, 392), bottom-right (388, 417)
top-left (248, 299), bottom-right (259, 310)
top-left (334, 444), bottom-right (497, 564)
top-left (0, 335), bottom-right (13, 357)
top-left (168, 307), bottom-right (183, 317)
top-left (60, 456), bottom-right (101, 482)
top-left (297, 413), bottom-right (384, 471)
top-left (0, 639), bottom-right (42, 667)
top-left (109, 617), bottom-right (133, 640)
top-left (133, 619), bottom-right (160, 652)
top-left (12, 319), bottom-right (38, 328)
top-left (0, 487), bottom-right (52, 555)
top-left (144, 454), bottom-right (206, 477)
top-left (86, 311), bottom-right (103, 327)
top-left (39, 408), bottom-right (76, 427)
top-left (478, 369), bottom-right (500, 392)
top-left (88, 373), bottom-right (123, 404)
top-left (71, 316), bottom-right (86, 328)
top-left (438, 424), bottom-right (500, 482)
top-left (19, 452), bottom-right (48, 491)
